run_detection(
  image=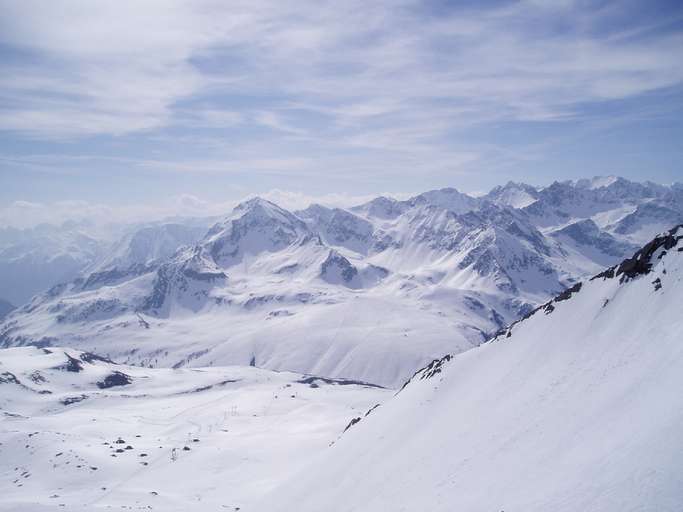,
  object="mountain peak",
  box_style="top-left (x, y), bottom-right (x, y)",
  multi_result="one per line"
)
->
top-left (351, 196), bottom-right (405, 219)
top-left (411, 187), bottom-right (480, 214)
top-left (233, 196), bottom-right (292, 218)
top-left (575, 175), bottom-right (620, 190)
top-left (485, 181), bottom-right (539, 208)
